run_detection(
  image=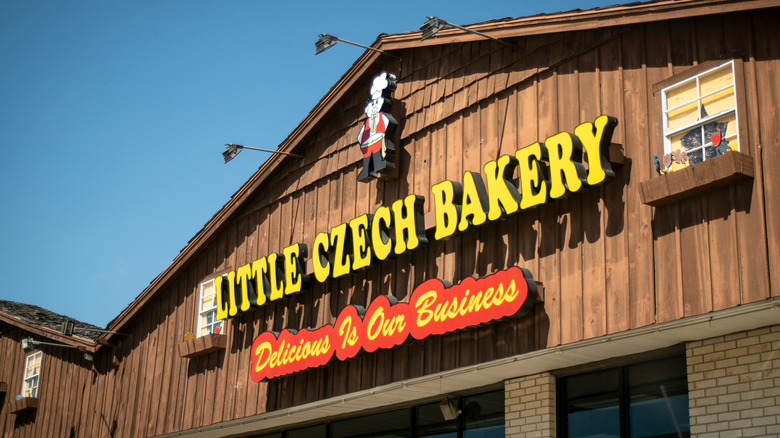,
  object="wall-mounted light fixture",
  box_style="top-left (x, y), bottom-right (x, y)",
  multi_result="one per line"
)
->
top-left (420, 16), bottom-right (513, 48)
top-left (315, 33), bottom-right (399, 57)
top-left (61, 320), bottom-right (123, 337)
top-left (222, 143), bottom-right (303, 164)
top-left (21, 337), bottom-right (93, 361)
